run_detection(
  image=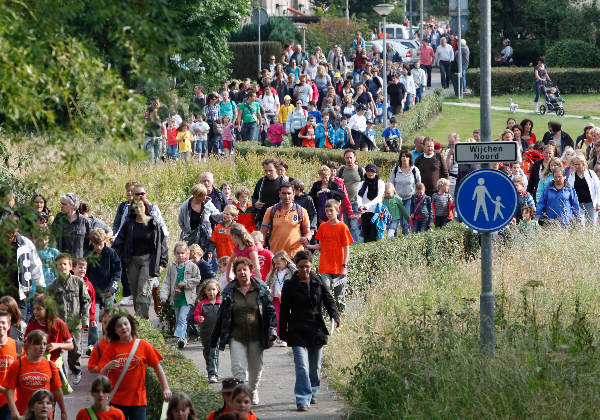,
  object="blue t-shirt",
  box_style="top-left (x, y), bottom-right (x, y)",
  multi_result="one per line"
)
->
top-left (37, 247), bottom-right (60, 289)
top-left (382, 127), bottom-right (402, 140)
